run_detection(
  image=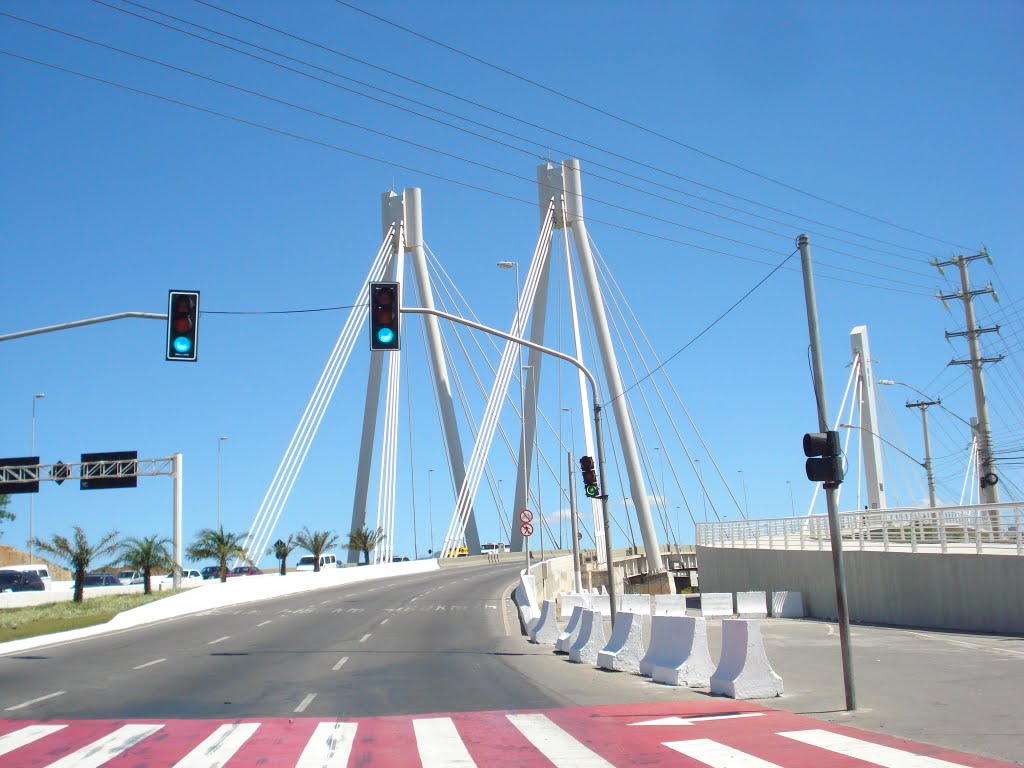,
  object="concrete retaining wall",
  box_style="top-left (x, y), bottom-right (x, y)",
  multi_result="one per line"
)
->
top-left (696, 545), bottom-right (1024, 633)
